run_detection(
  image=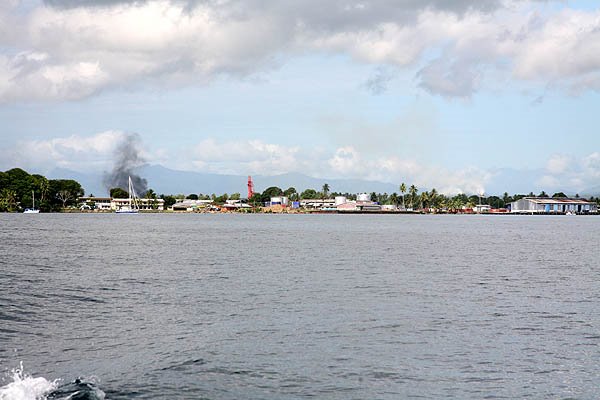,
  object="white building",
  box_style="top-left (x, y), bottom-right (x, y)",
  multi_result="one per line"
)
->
top-left (112, 198), bottom-right (164, 211)
top-left (171, 199), bottom-right (212, 211)
top-left (78, 197), bottom-right (112, 210)
top-left (509, 197), bottom-right (597, 214)
top-left (299, 198), bottom-right (336, 209)
top-left (473, 204), bottom-right (491, 213)
top-left (269, 196), bottom-right (289, 206)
